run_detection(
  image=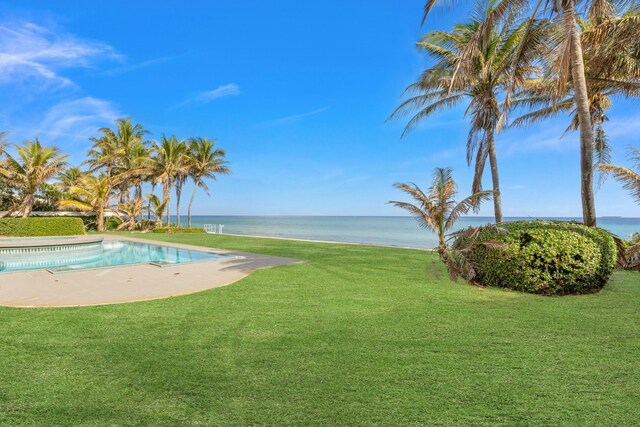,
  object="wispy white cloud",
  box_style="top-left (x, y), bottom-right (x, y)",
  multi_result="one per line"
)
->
top-left (0, 21), bottom-right (118, 89)
top-left (99, 55), bottom-right (176, 76)
top-left (258, 107), bottom-right (329, 127)
top-left (173, 83), bottom-right (240, 109)
top-left (195, 83), bottom-right (240, 101)
top-left (10, 97), bottom-right (121, 145)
